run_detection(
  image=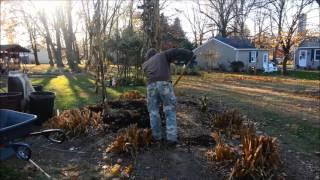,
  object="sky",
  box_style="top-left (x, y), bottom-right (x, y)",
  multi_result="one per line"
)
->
top-left (165, 0), bottom-right (320, 40)
top-left (0, 0), bottom-right (319, 47)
